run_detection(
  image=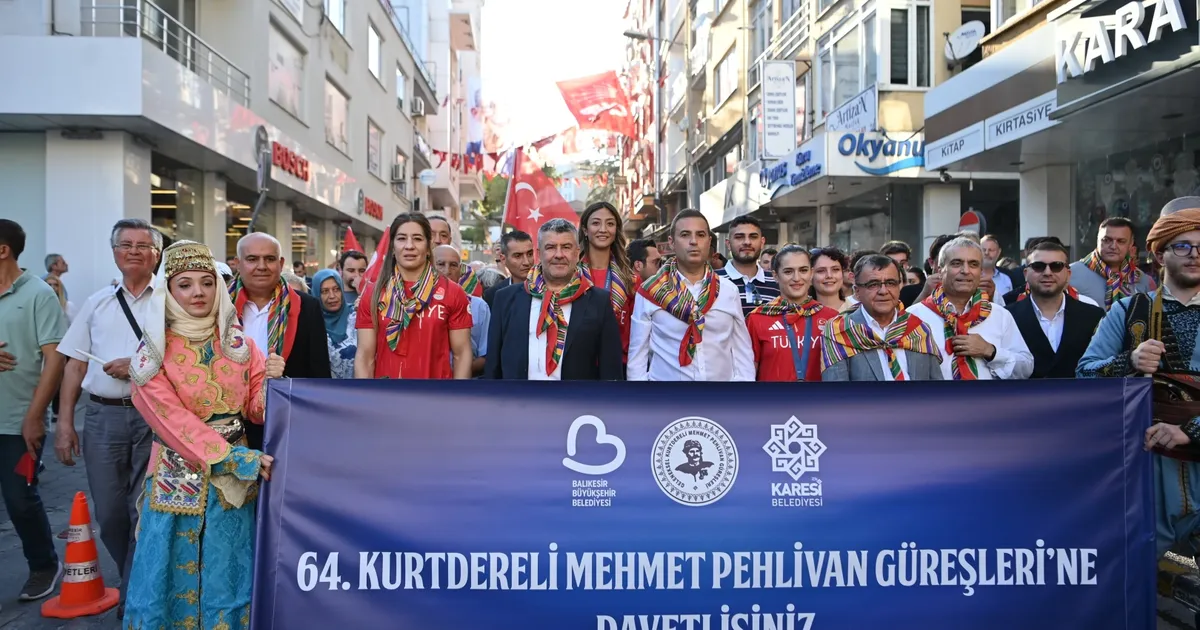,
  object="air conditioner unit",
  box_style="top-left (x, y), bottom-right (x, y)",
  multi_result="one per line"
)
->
top-left (391, 164), bottom-right (406, 183)
top-left (411, 99), bottom-right (426, 117)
